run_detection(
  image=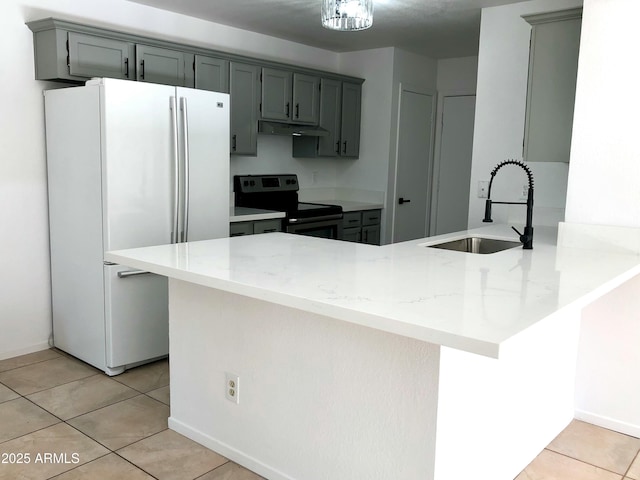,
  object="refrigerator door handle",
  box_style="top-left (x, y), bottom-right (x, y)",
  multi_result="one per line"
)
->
top-left (180, 96), bottom-right (190, 243)
top-left (117, 269), bottom-right (153, 278)
top-left (170, 96), bottom-right (180, 244)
